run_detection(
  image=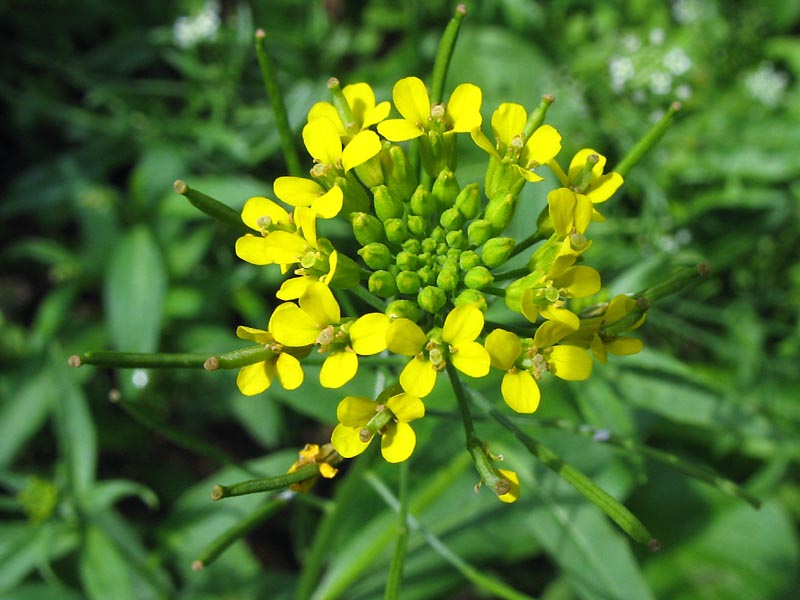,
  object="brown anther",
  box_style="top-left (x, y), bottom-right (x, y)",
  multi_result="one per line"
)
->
top-left (68, 355), bottom-right (82, 368)
top-left (358, 428), bottom-right (372, 443)
top-left (204, 357), bottom-right (220, 371)
top-left (495, 478), bottom-right (511, 496)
